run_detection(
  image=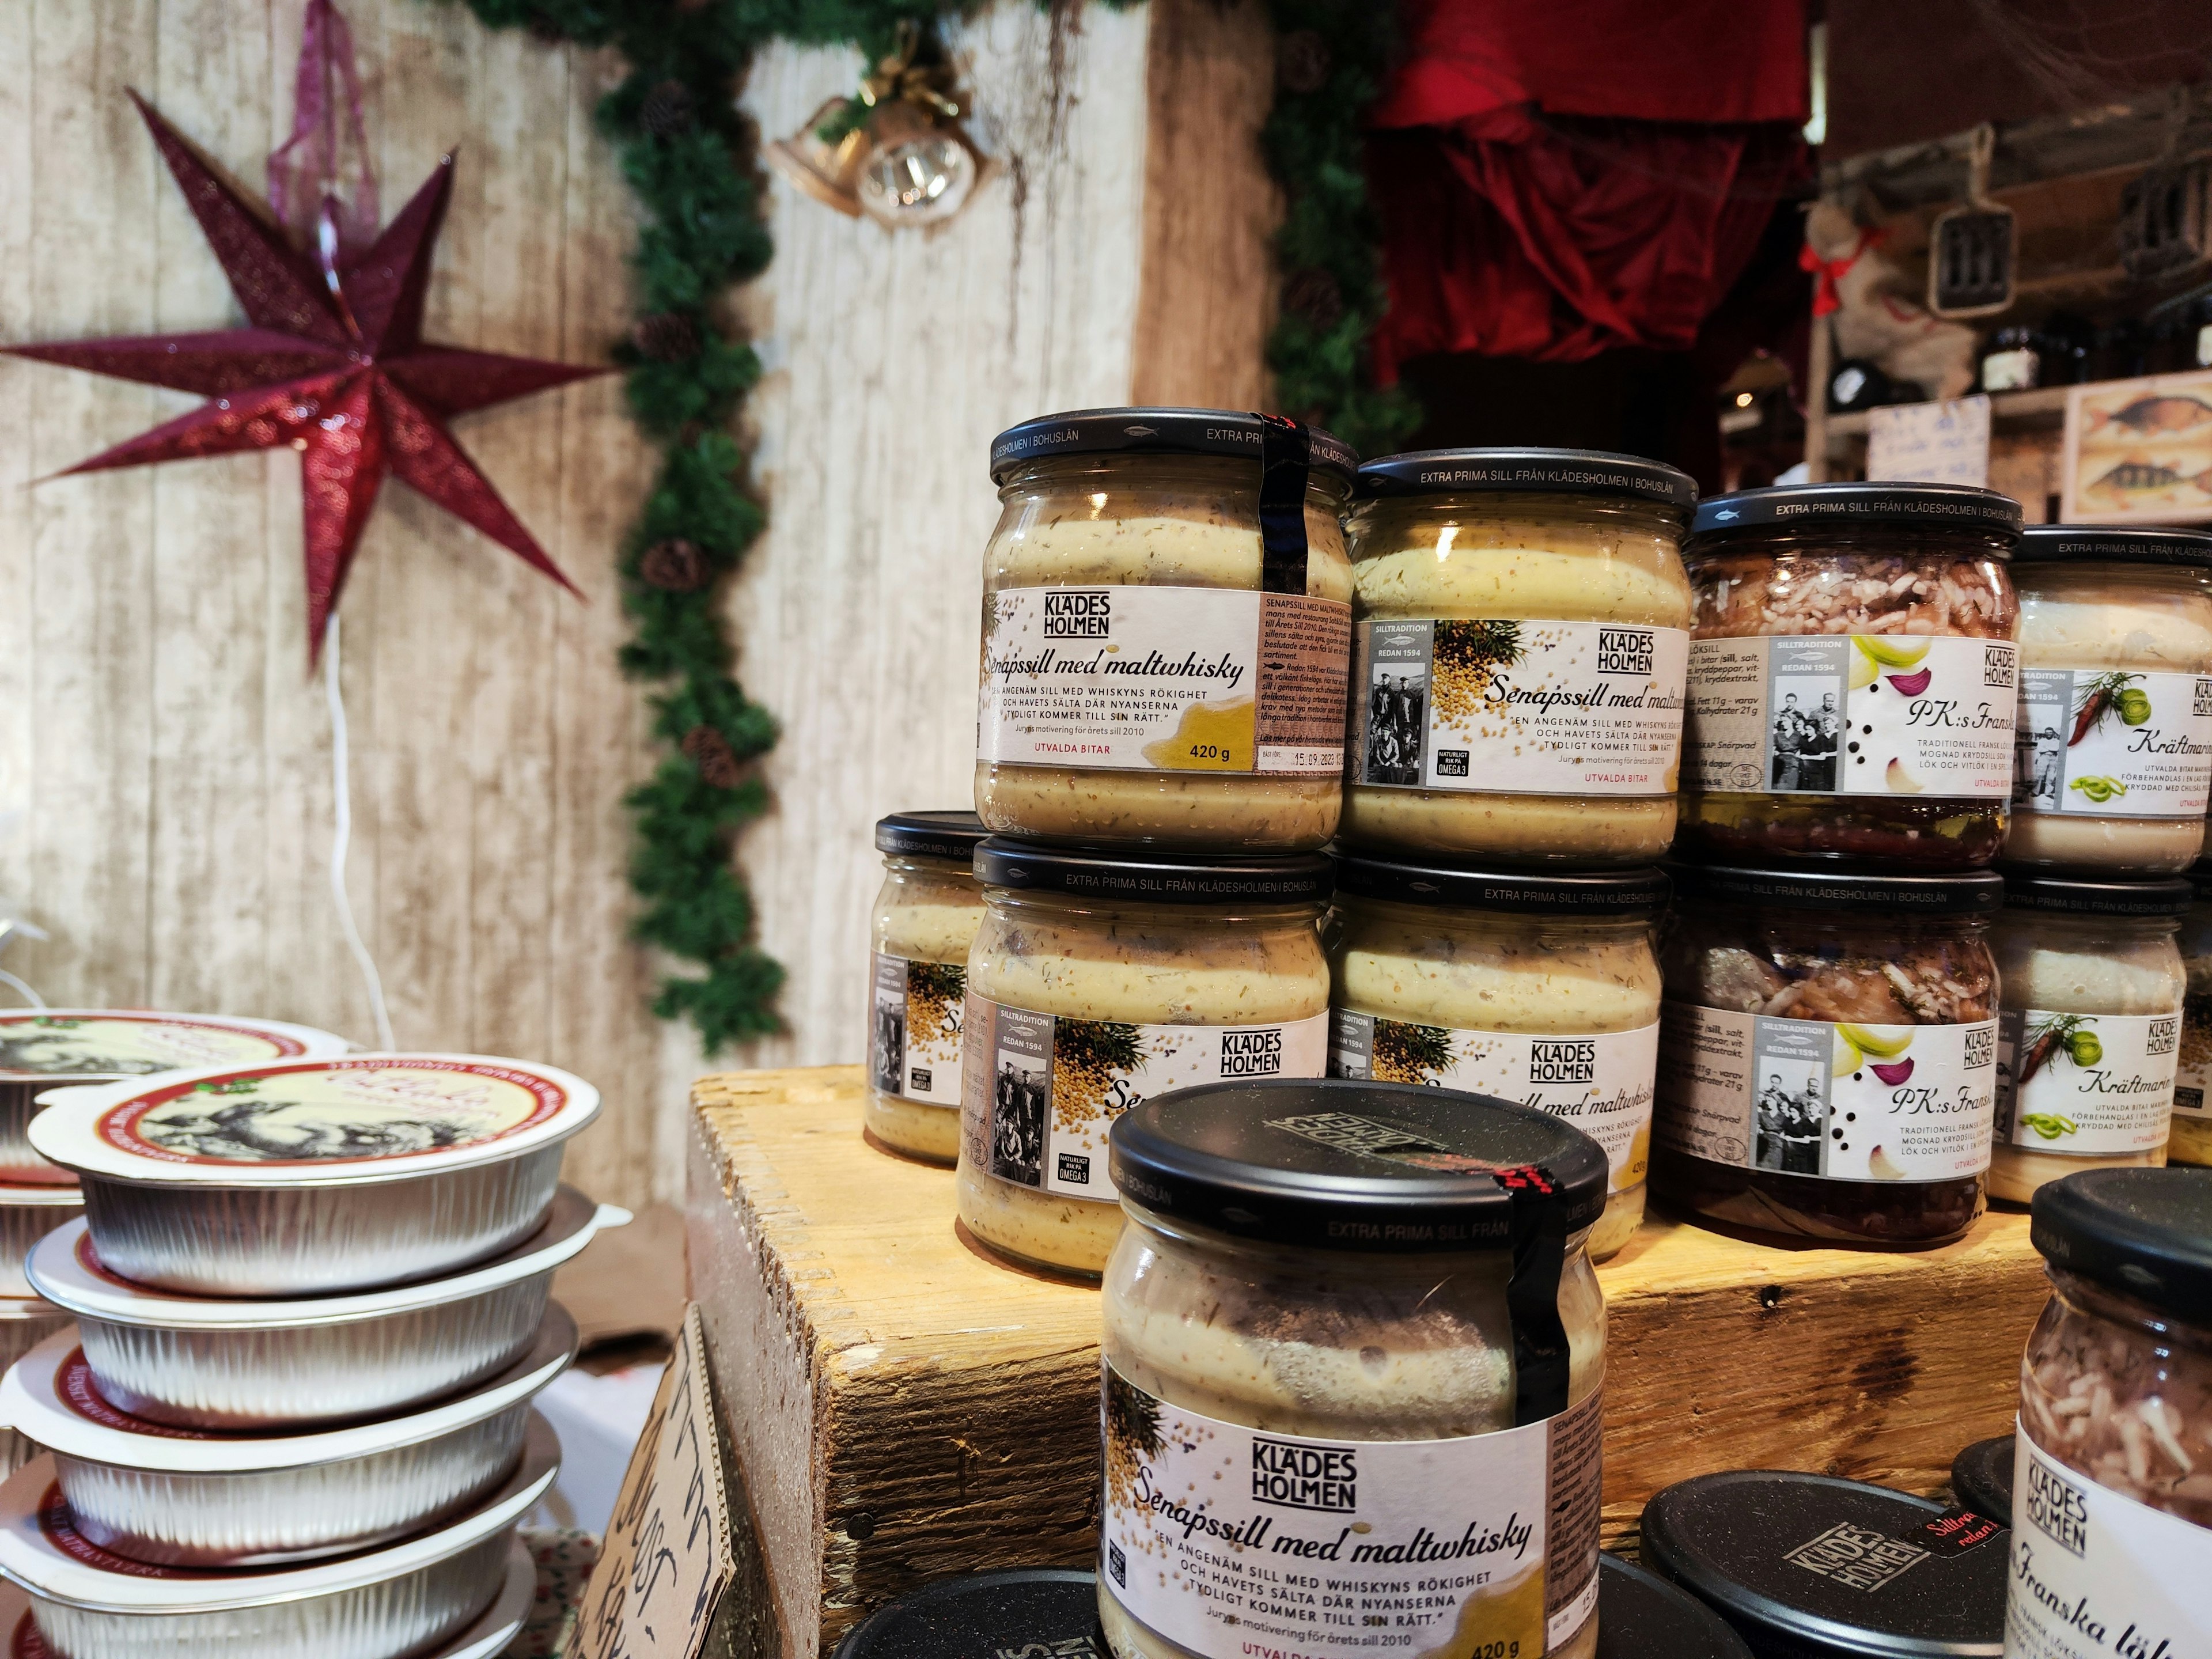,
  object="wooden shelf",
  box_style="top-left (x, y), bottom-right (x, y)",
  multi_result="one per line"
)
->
top-left (1825, 382), bottom-right (2074, 440)
top-left (686, 1066), bottom-right (2046, 1659)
